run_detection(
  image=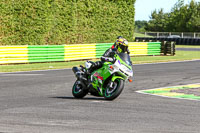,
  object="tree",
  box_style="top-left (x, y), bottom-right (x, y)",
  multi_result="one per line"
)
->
top-left (186, 0), bottom-right (200, 31)
top-left (145, 8), bottom-right (168, 31)
top-left (145, 0), bottom-right (200, 32)
top-left (135, 20), bottom-right (148, 32)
